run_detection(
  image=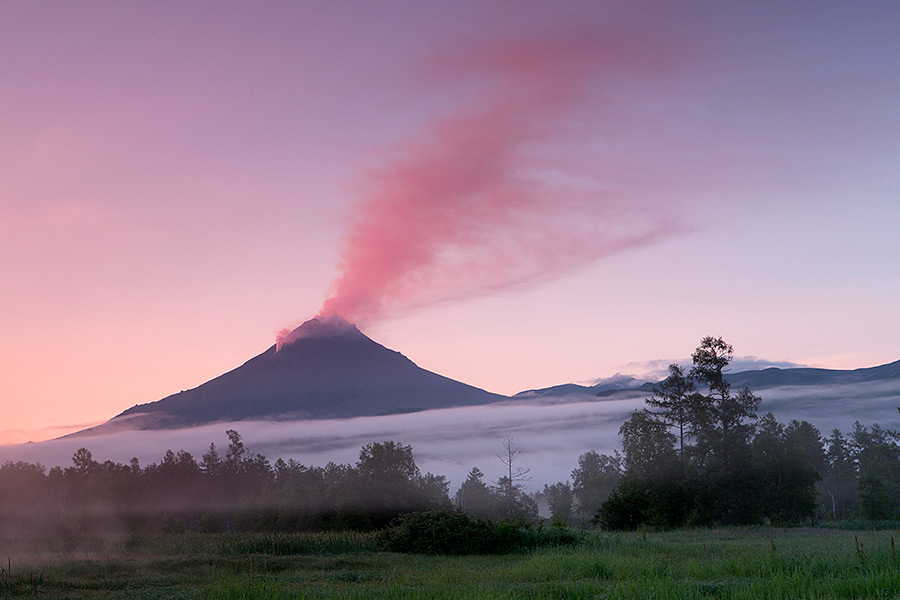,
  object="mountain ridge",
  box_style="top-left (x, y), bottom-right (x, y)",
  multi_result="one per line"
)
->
top-left (64, 316), bottom-right (900, 439)
top-left (66, 317), bottom-right (507, 437)
top-left (515, 358), bottom-right (900, 399)
top-left (728, 359), bottom-right (900, 389)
